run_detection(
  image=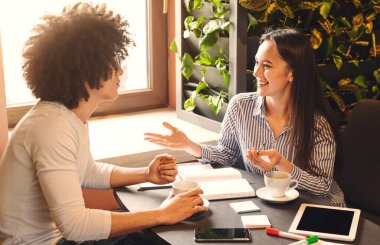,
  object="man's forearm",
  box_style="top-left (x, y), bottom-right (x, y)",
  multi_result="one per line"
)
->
top-left (109, 209), bottom-right (162, 237)
top-left (109, 166), bottom-right (148, 188)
